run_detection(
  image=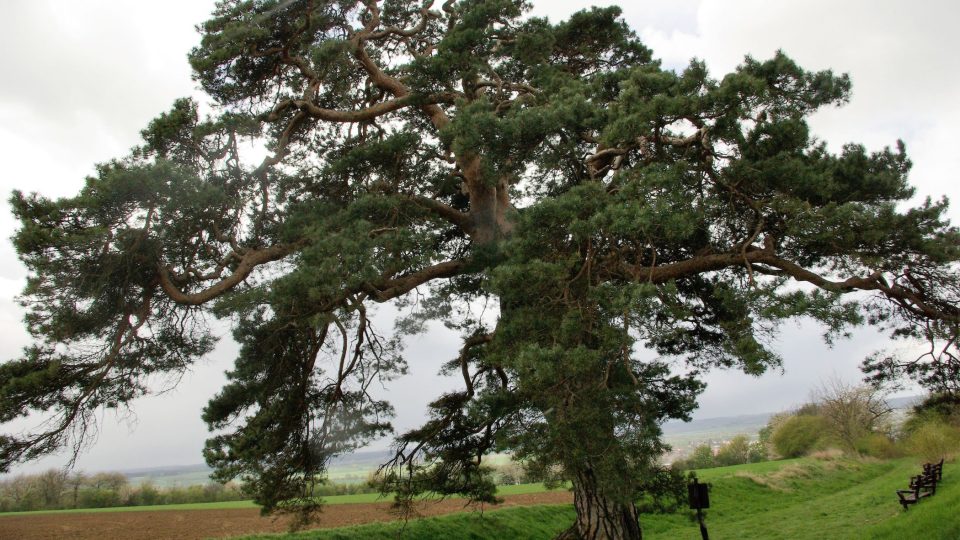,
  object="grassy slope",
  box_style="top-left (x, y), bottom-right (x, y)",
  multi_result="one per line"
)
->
top-left (233, 457), bottom-right (959, 540)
